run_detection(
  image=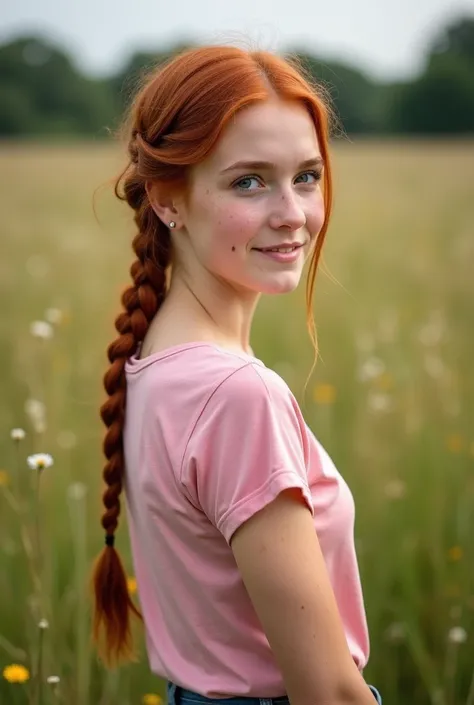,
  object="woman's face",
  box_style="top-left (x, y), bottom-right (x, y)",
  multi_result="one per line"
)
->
top-left (174, 98), bottom-right (325, 296)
